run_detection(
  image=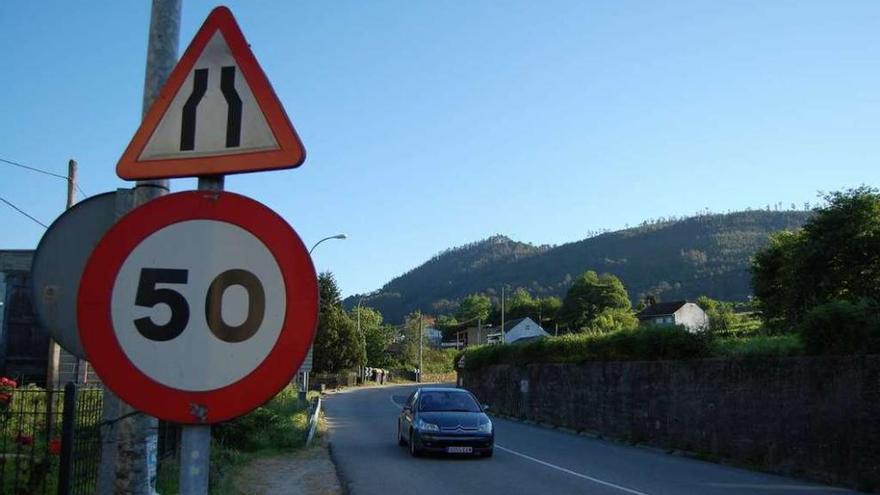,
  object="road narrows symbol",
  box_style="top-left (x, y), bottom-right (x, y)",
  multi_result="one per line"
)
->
top-left (179, 66), bottom-right (243, 152)
top-left (220, 66), bottom-right (243, 148)
top-left (180, 69), bottom-right (209, 151)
